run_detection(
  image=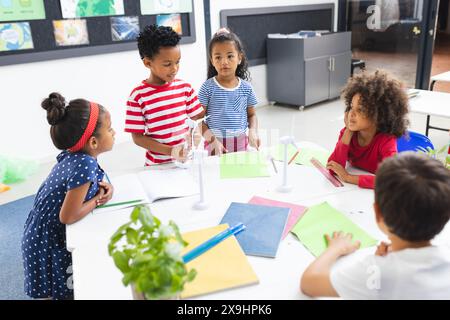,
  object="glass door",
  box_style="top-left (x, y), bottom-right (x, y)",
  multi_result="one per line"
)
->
top-left (340, 0), bottom-right (439, 89)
